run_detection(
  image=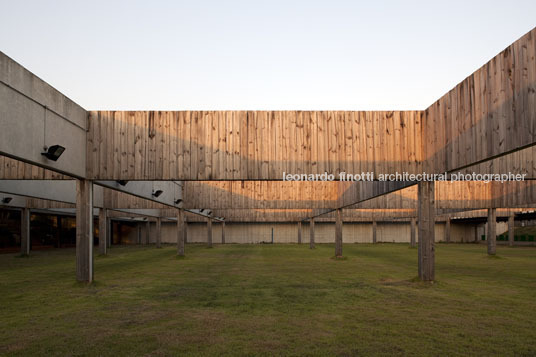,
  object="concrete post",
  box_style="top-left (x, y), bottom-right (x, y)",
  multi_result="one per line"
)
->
top-left (309, 218), bottom-right (315, 249)
top-left (20, 208), bottom-right (30, 256)
top-left (145, 220), bottom-right (150, 245)
top-left (98, 208), bottom-right (107, 255)
top-left (410, 217), bottom-right (416, 248)
top-left (335, 208), bottom-right (343, 257)
top-left (207, 217), bottom-right (213, 247)
top-left (487, 208), bottom-right (497, 255)
top-left (177, 210), bottom-right (185, 256)
top-left (418, 181), bottom-right (435, 282)
top-left (222, 221), bottom-right (226, 244)
top-left (56, 215), bottom-right (62, 248)
top-left (156, 217), bottom-right (162, 248)
top-left (184, 221), bottom-right (188, 244)
top-left (372, 220), bottom-right (377, 244)
top-left (107, 218), bottom-right (112, 248)
top-left (298, 221), bottom-right (302, 244)
top-left (445, 217), bottom-right (451, 243)
top-left (76, 179), bottom-right (94, 283)
top-left (508, 213), bottom-right (515, 247)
